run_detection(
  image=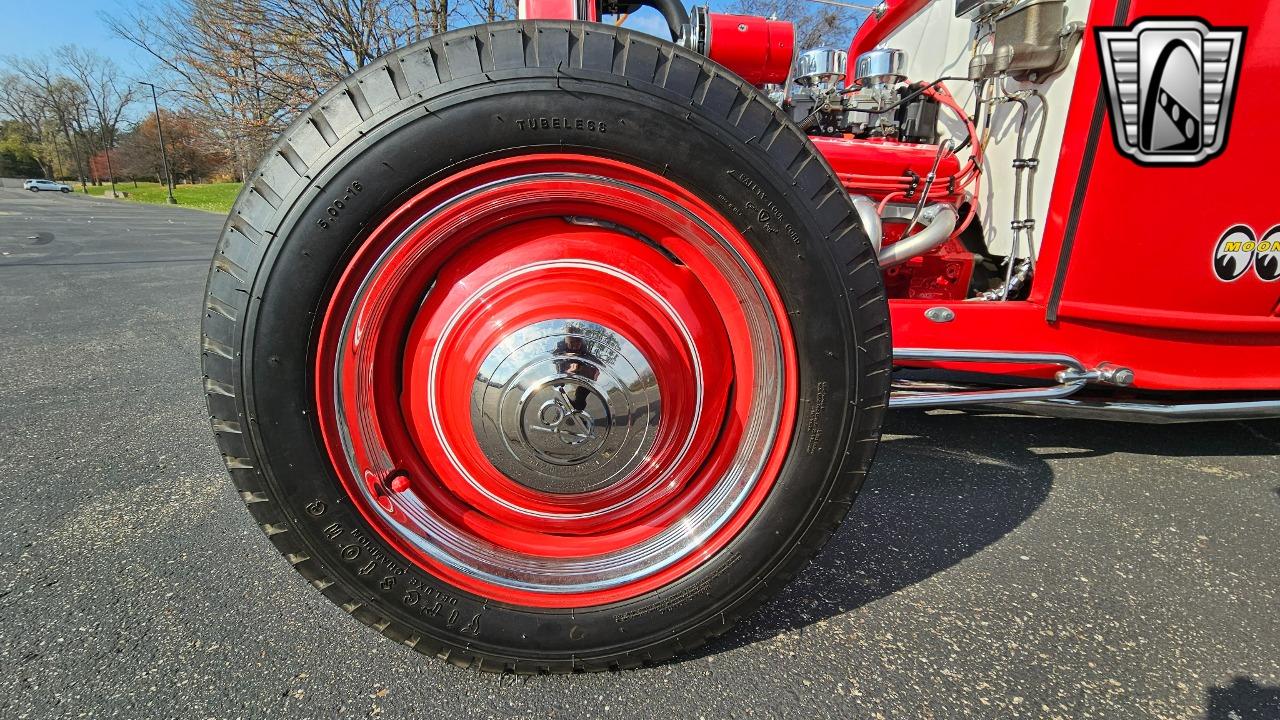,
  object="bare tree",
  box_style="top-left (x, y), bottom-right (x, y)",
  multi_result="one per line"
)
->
top-left (467, 0), bottom-right (516, 24)
top-left (730, 0), bottom-right (864, 50)
top-left (102, 0), bottom-right (516, 180)
top-left (64, 47), bottom-right (139, 195)
top-left (3, 55), bottom-right (93, 190)
top-left (0, 74), bottom-right (56, 177)
top-left (105, 0), bottom-right (309, 179)
top-left (257, 0), bottom-right (398, 86)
